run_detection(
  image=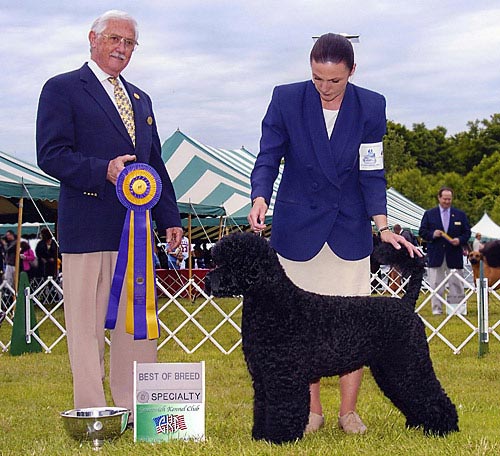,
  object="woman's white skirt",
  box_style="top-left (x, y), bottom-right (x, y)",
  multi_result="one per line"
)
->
top-left (277, 243), bottom-right (370, 297)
